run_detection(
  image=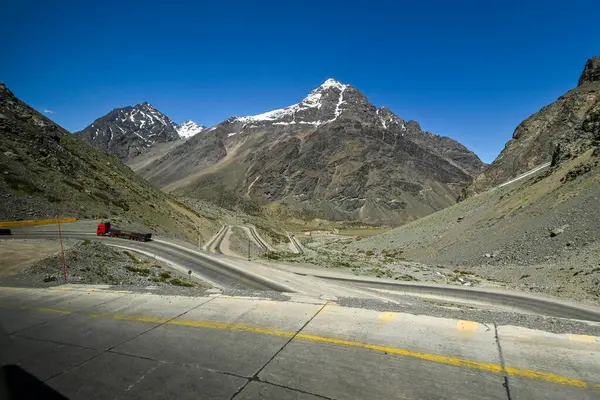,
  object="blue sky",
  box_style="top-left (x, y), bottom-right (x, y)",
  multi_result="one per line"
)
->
top-left (2, 0), bottom-right (599, 163)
